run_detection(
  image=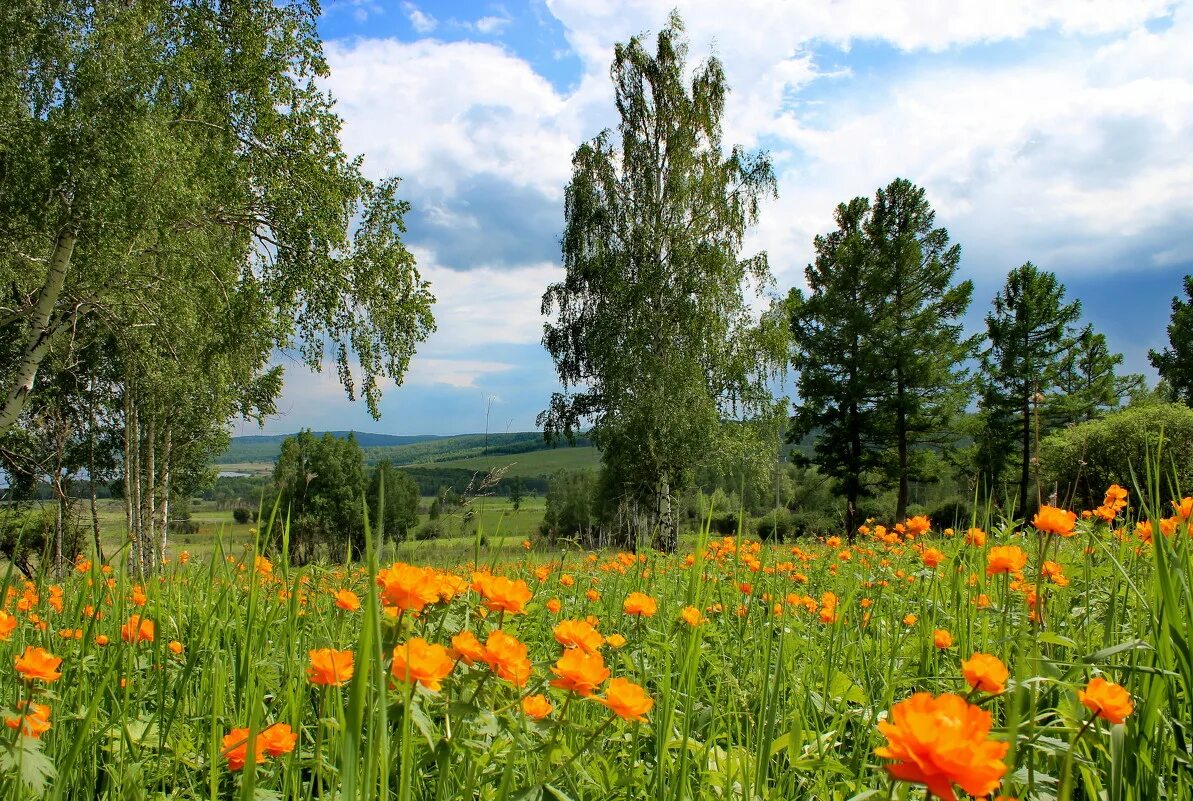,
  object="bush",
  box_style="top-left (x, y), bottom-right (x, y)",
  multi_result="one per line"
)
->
top-left (1040, 402), bottom-right (1193, 509)
top-left (709, 510), bottom-right (743, 535)
top-left (755, 509), bottom-right (793, 541)
top-left (232, 508), bottom-right (251, 524)
top-left (927, 499), bottom-right (971, 531)
top-left (415, 521), bottom-right (444, 541)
